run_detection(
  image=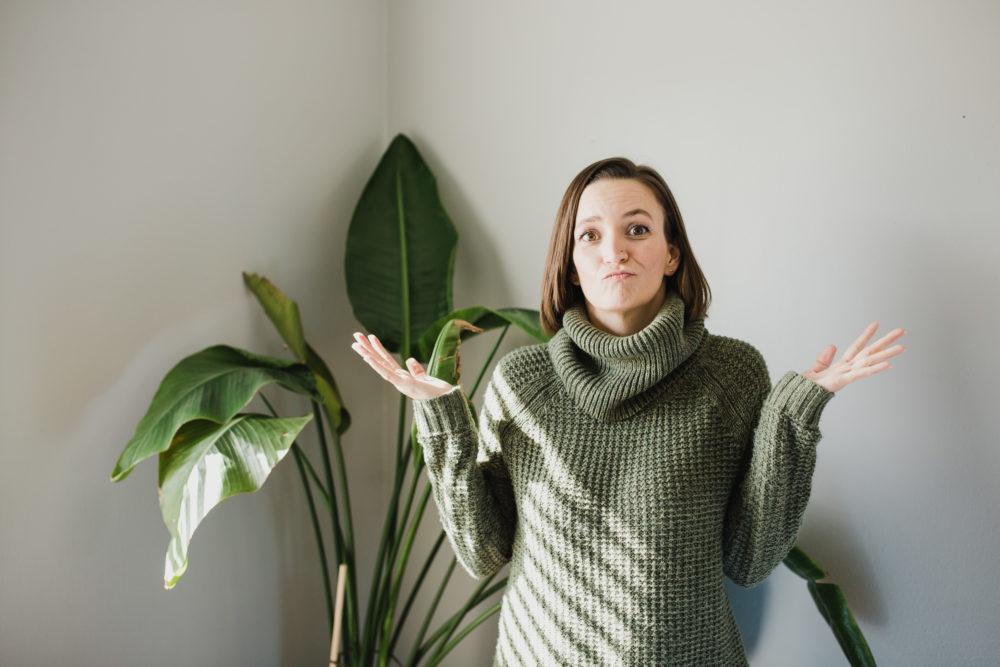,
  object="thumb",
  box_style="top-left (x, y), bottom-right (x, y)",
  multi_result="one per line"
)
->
top-left (407, 359), bottom-right (455, 390)
top-left (809, 345), bottom-right (836, 374)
